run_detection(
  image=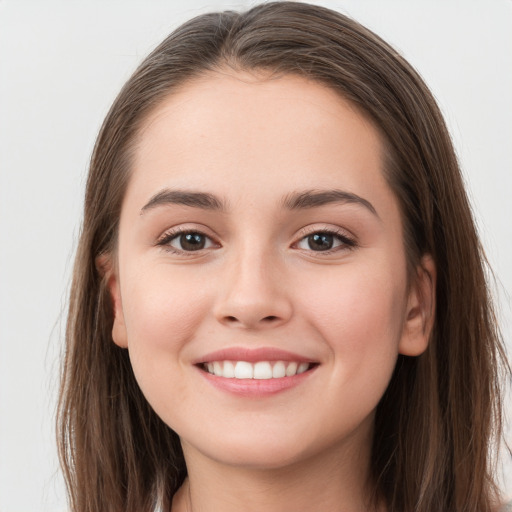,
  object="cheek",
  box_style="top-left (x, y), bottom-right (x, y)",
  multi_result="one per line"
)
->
top-left (296, 259), bottom-right (408, 431)
top-left (118, 267), bottom-right (216, 427)
top-left (119, 265), bottom-right (211, 391)
top-left (297, 257), bottom-right (407, 371)
top-left (122, 265), bottom-right (207, 344)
